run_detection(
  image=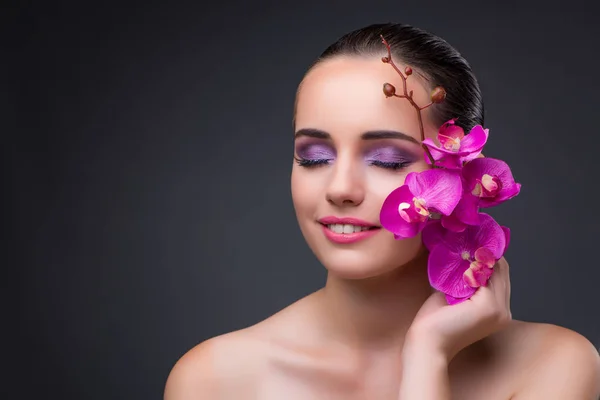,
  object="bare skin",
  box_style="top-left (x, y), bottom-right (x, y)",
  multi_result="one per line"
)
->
top-left (165, 296), bottom-right (599, 399)
top-left (165, 56), bottom-right (600, 399)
